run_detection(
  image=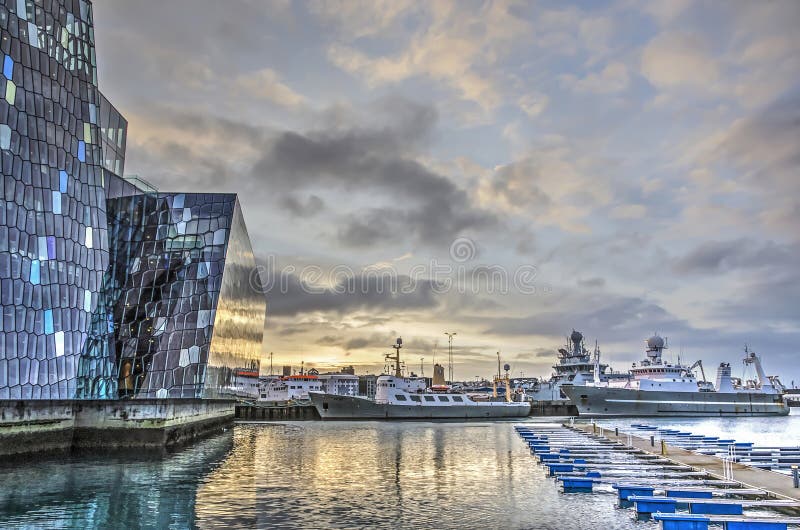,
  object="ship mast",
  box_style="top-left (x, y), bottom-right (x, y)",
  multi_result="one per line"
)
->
top-left (386, 337), bottom-right (402, 378)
